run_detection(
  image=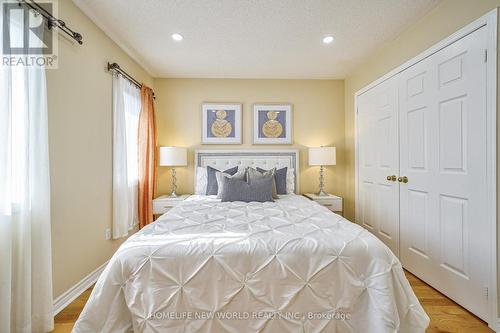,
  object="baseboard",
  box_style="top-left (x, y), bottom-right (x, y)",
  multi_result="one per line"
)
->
top-left (53, 260), bottom-right (109, 316)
